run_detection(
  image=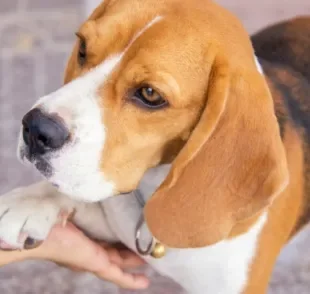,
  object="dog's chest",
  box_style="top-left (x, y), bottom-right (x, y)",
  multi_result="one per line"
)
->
top-left (101, 194), bottom-right (267, 294)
